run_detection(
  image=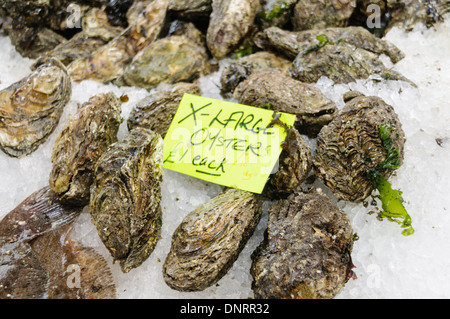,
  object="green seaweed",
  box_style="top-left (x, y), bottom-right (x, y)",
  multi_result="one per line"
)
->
top-left (366, 124), bottom-right (414, 236)
top-left (258, 2), bottom-right (291, 22)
